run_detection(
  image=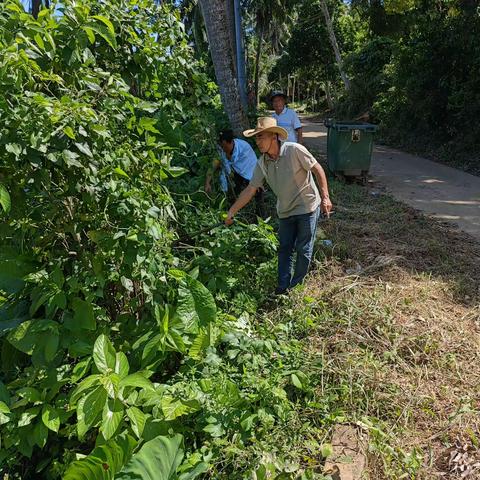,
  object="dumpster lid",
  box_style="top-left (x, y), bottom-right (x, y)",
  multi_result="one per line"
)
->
top-left (324, 119), bottom-right (378, 132)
